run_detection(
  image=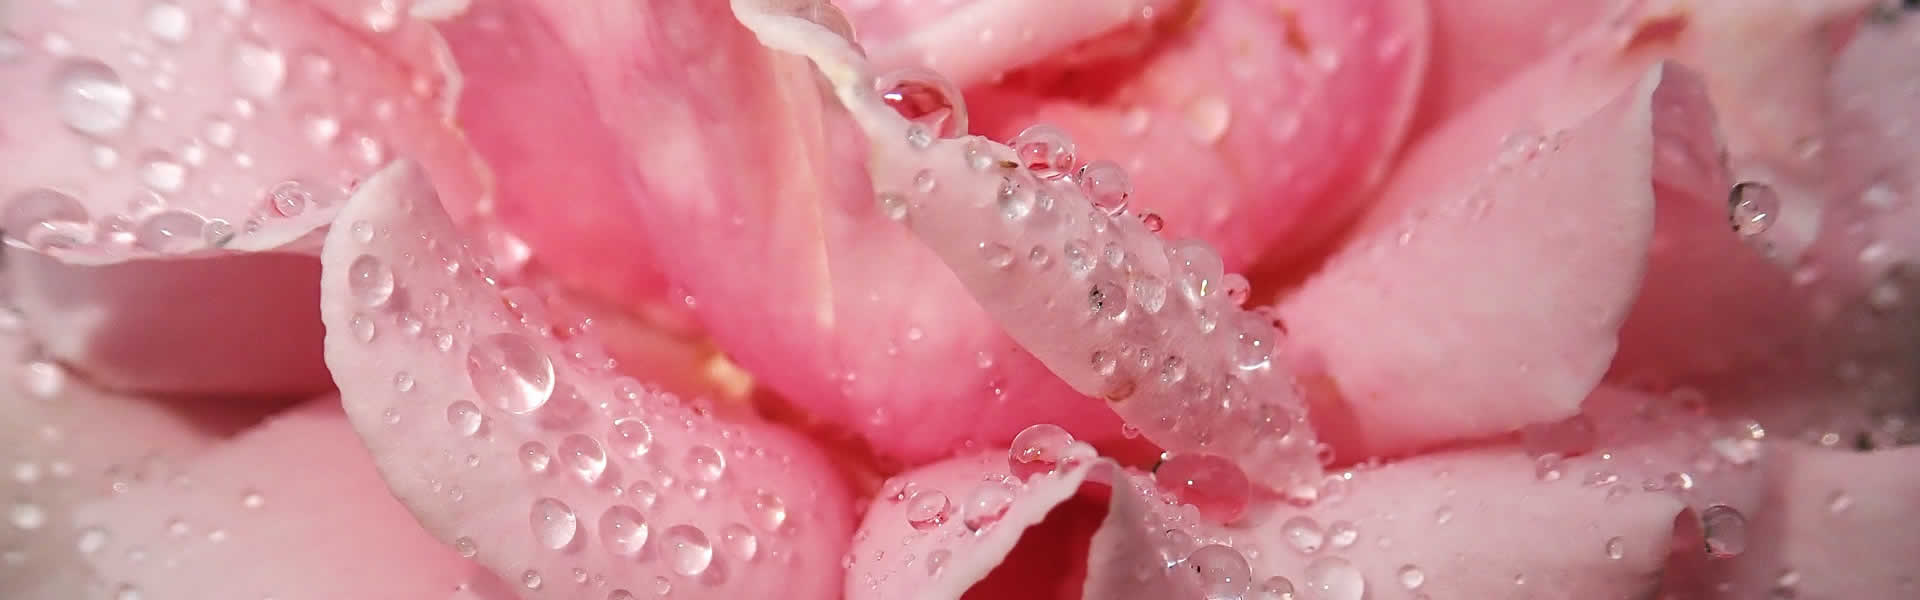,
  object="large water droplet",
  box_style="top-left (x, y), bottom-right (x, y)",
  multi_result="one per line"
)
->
top-left (876, 67), bottom-right (966, 138)
top-left (348, 255), bottom-right (395, 307)
top-left (962, 480), bottom-right (1016, 532)
top-left (1281, 516), bottom-right (1324, 554)
top-left (1702, 504), bottom-right (1748, 558)
top-left (446, 401), bottom-right (483, 436)
top-left (1168, 241), bottom-right (1224, 304)
top-left (53, 60), bottom-right (136, 136)
top-left (232, 41), bottom-right (287, 97)
top-left (905, 490), bottom-right (952, 531)
top-left (1257, 576), bottom-right (1296, 600)
top-left (133, 210), bottom-right (206, 253)
top-left (1181, 544), bottom-right (1251, 600)
top-left (1605, 536), bottom-right (1626, 560)
top-left (1008, 424), bottom-right (1075, 480)
top-left (598, 505), bottom-right (649, 556)
top-left (1011, 124), bottom-right (1077, 179)
top-left (557, 434), bottom-right (607, 483)
top-left (1728, 182), bottom-right (1779, 237)
top-left (519, 442), bottom-right (552, 474)
top-left (685, 445), bottom-right (726, 482)
top-left (1078, 160), bottom-right (1131, 214)
top-left (465, 333), bottom-right (555, 414)
top-left (1397, 564), bottom-right (1425, 589)
top-left (749, 491), bottom-right (788, 533)
top-left (720, 523), bottom-right (758, 561)
top-left (1303, 556), bottom-right (1365, 600)
top-left (530, 497), bottom-right (578, 549)
top-left (1154, 453), bottom-right (1253, 523)
top-left (664, 525), bottom-right (714, 575)
top-left (608, 418), bottom-right (654, 458)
